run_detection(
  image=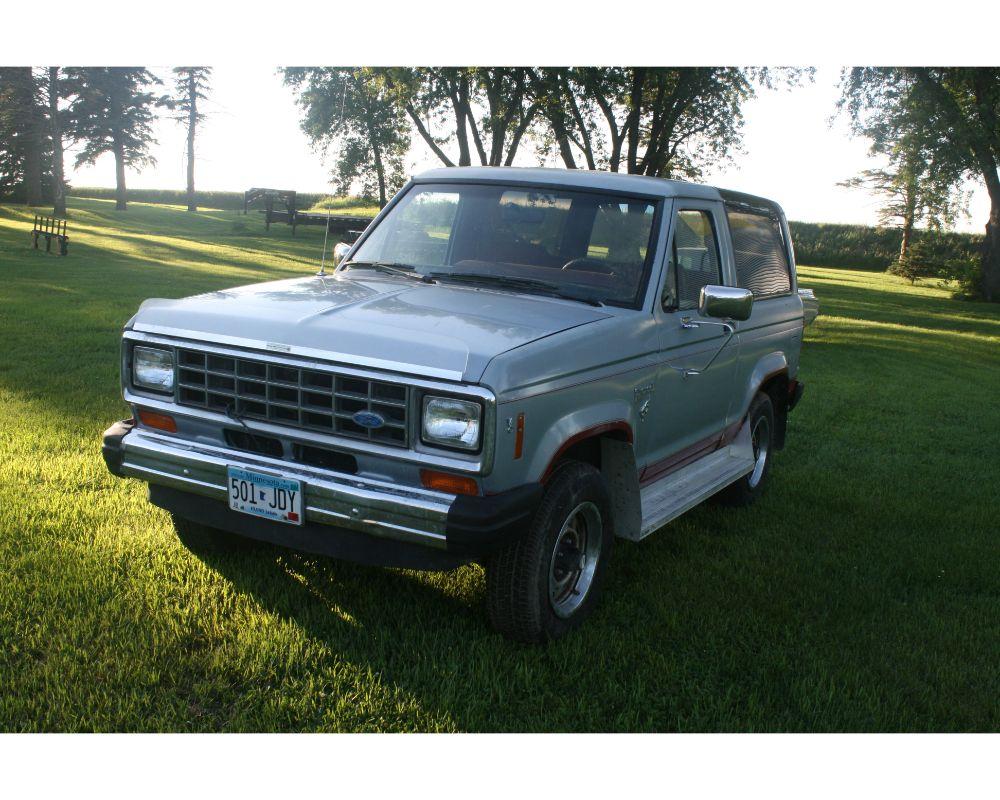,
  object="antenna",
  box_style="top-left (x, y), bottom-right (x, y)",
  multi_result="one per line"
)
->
top-left (317, 81), bottom-right (349, 278)
top-left (316, 200), bottom-right (334, 277)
